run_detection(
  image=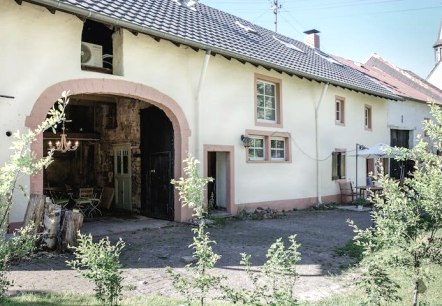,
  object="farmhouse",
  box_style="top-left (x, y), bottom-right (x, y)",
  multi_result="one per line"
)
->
top-left (1, 0), bottom-right (407, 229)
